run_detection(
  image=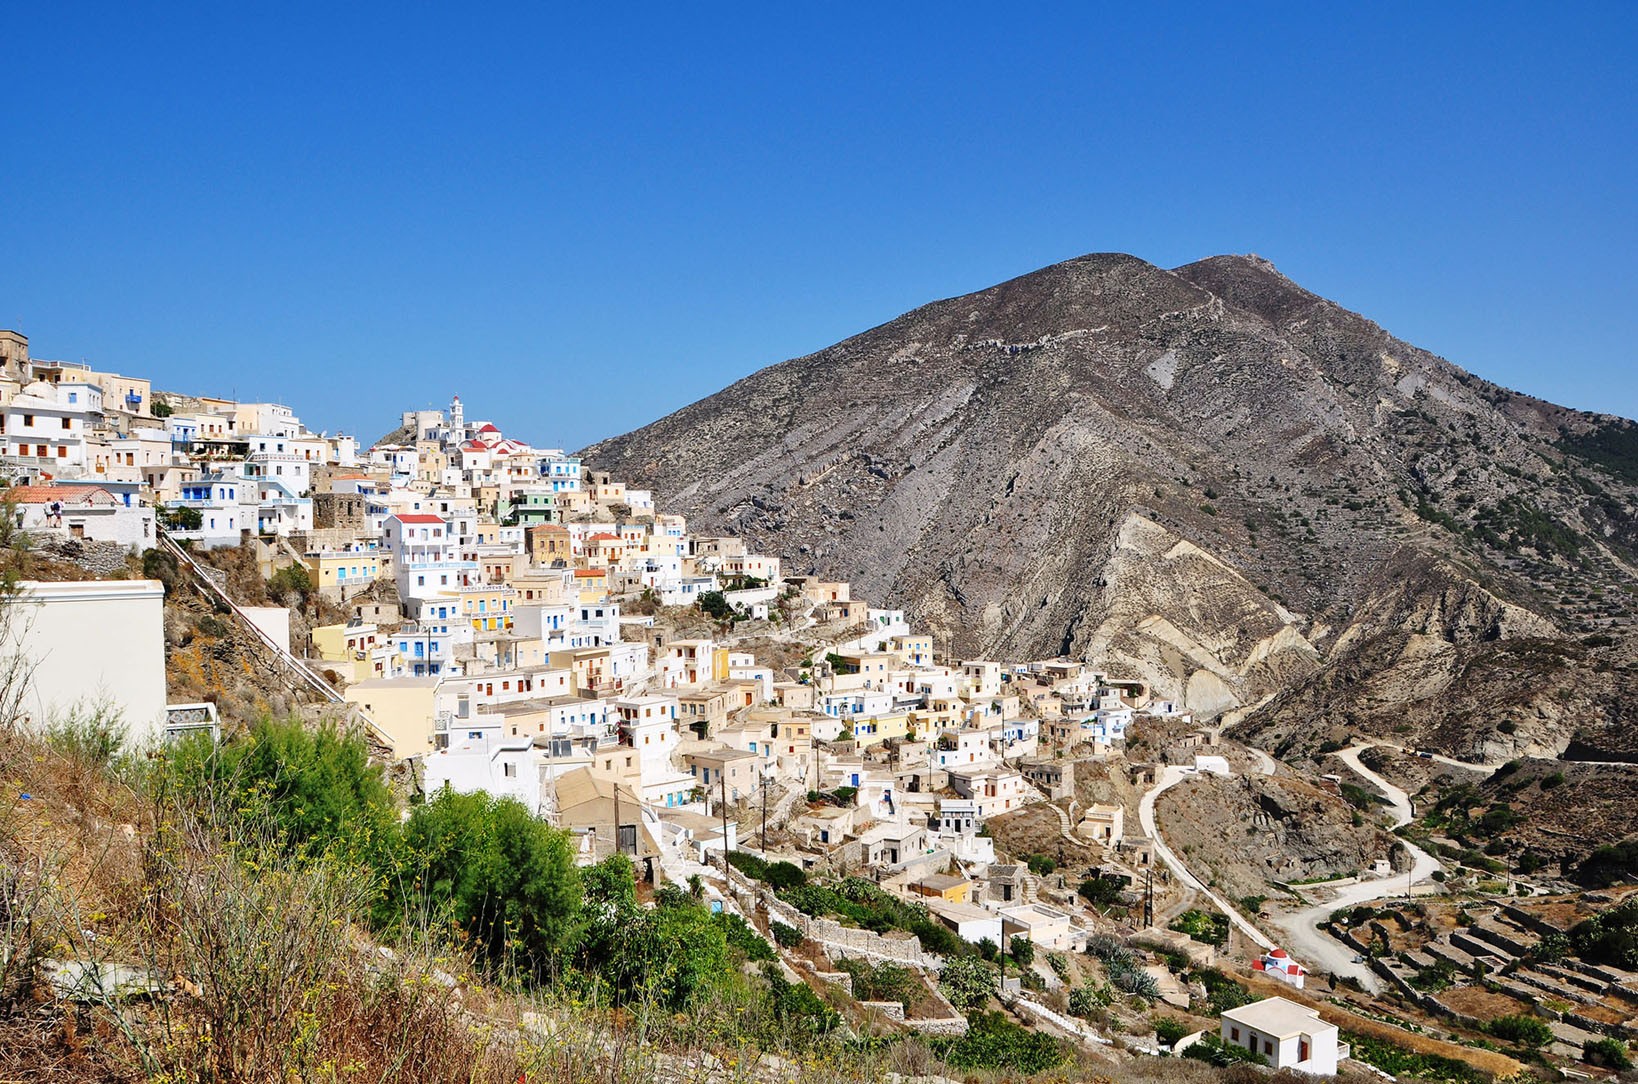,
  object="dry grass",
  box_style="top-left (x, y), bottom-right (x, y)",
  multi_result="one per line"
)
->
top-left (1439, 984), bottom-right (1529, 1021)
